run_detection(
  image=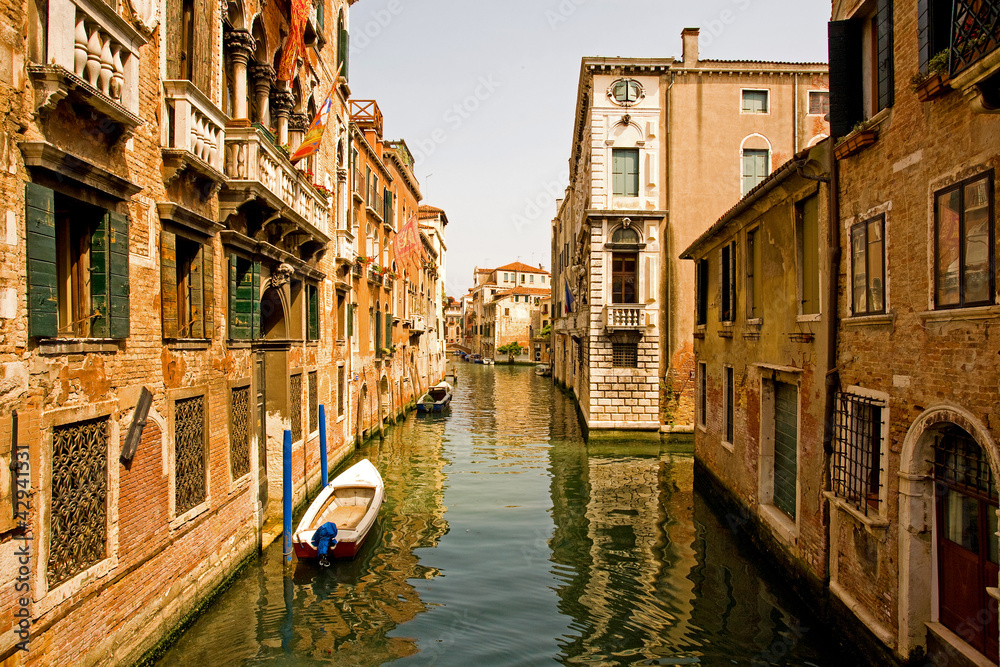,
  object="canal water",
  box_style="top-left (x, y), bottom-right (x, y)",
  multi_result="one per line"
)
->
top-left (157, 364), bottom-right (851, 666)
